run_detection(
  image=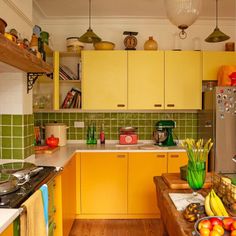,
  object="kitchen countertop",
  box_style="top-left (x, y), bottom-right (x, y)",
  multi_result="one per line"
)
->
top-left (0, 208), bottom-right (22, 234)
top-left (0, 141), bottom-right (186, 233)
top-left (25, 142), bottom-right (186, 168)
